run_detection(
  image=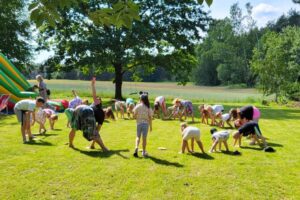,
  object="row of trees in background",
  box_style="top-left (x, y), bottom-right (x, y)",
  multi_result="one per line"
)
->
top-left (193, 2), bottom-right (300, 101)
